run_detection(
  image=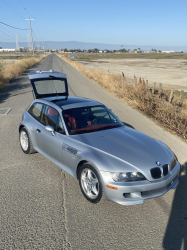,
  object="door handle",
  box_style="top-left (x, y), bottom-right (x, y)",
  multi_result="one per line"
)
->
top-left (36, 129), bottom-right (41, 133)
